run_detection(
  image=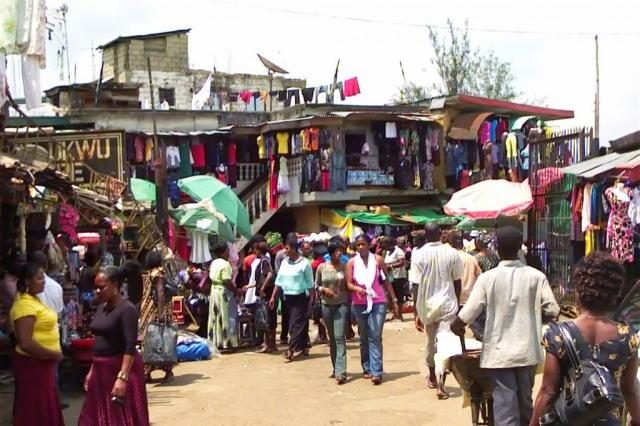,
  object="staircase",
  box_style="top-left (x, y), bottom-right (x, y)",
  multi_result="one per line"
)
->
top-left (233, 162), bottom-right (291, 251)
